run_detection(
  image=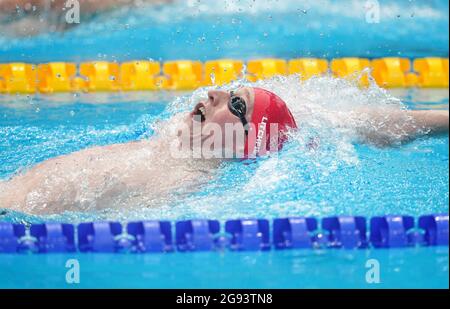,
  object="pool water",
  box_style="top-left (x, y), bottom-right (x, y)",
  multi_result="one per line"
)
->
top-left (0, 0), bottom-right (449, 288)
top-left (0, 88), bottom-right (448, 288)
top-left (0, 248), bottom-right (448, 288)
top-left (1, 0), bottom-right (448, 62)
top-left (1, 86), bottom-right (448, 221)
